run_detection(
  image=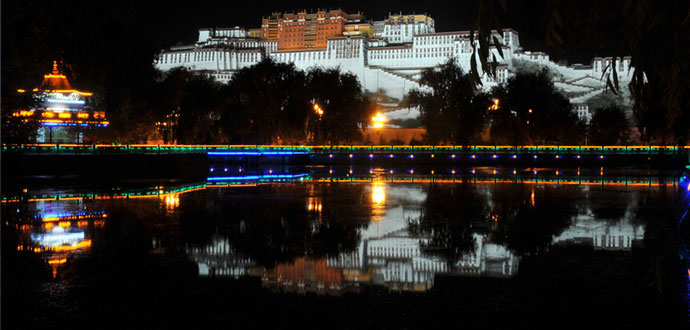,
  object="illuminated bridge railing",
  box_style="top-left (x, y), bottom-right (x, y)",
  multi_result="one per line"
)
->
top-left (2, 144), bottom-right (689, 157)
top-left (309, 145), bottom-right (690, 156)
top-left (1, 144), bottom-right (313, 155)
top-left (2, 173), bottom-right (680, 204)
